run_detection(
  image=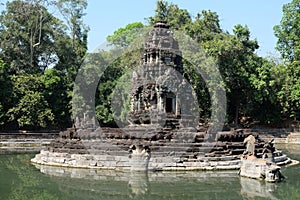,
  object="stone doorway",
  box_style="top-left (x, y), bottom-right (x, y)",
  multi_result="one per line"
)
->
top-left (165, 96), bottom-right (176, 113)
